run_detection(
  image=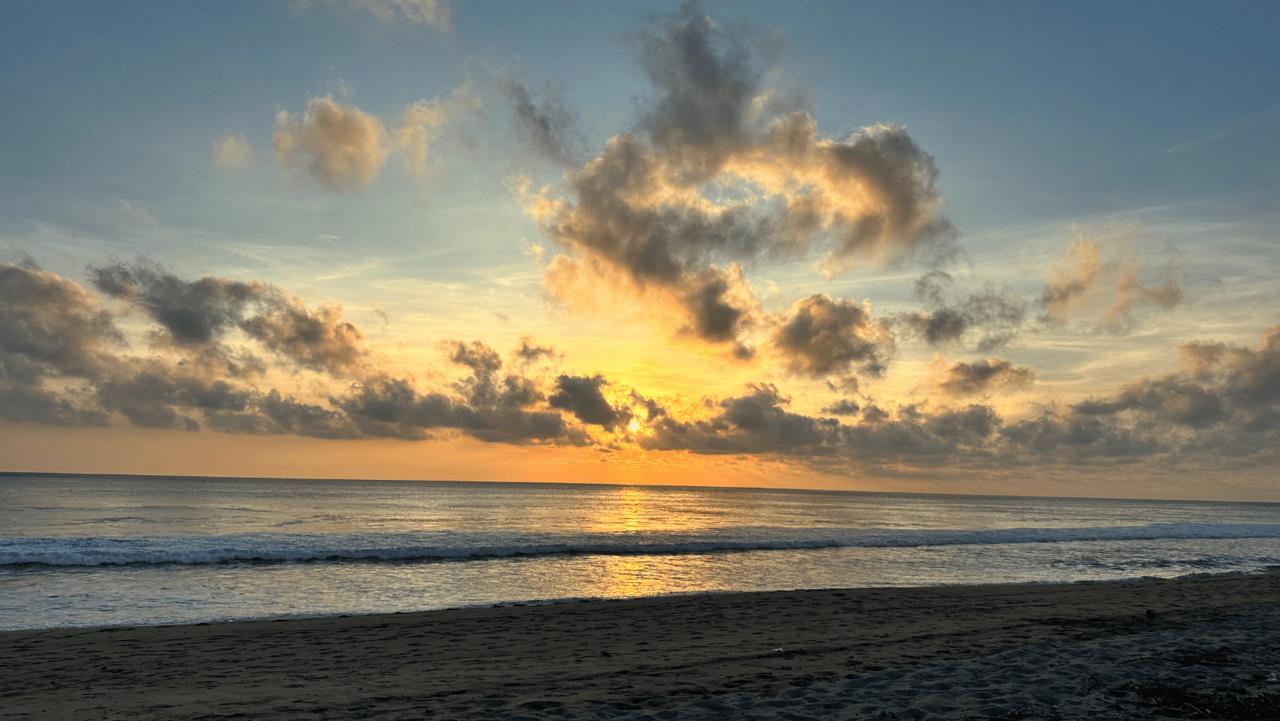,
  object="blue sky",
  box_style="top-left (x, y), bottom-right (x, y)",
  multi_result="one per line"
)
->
top-left (1, 1), bottom-right (1278, 498)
